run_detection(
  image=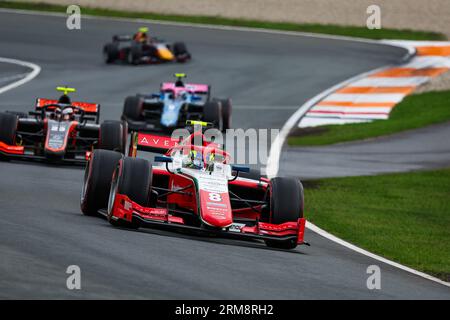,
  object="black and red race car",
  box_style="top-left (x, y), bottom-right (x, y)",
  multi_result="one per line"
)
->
top-left (81, 122), bottom-right (307, 249)
top-left (0, 87), bottom-right (127, 165)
